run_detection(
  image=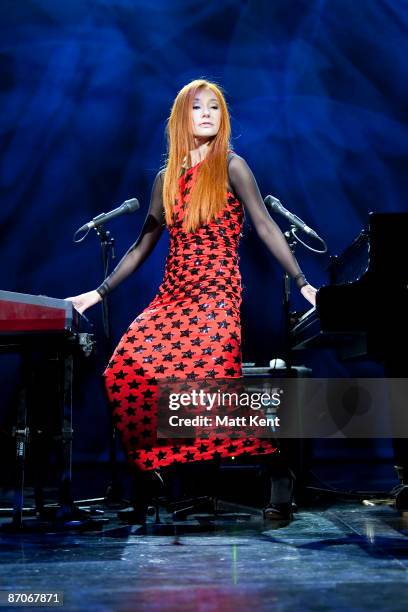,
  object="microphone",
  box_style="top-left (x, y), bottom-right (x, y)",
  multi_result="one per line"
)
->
top-left (77, 198), bottom-right (140, 233)
top-left (264, 195), bottom-right (319, 238)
